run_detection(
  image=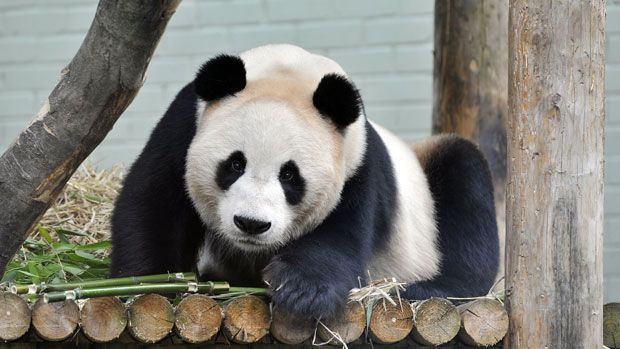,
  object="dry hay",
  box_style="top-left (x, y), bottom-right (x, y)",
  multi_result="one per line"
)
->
top-left (30, 163), bottom-right (124, 248)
